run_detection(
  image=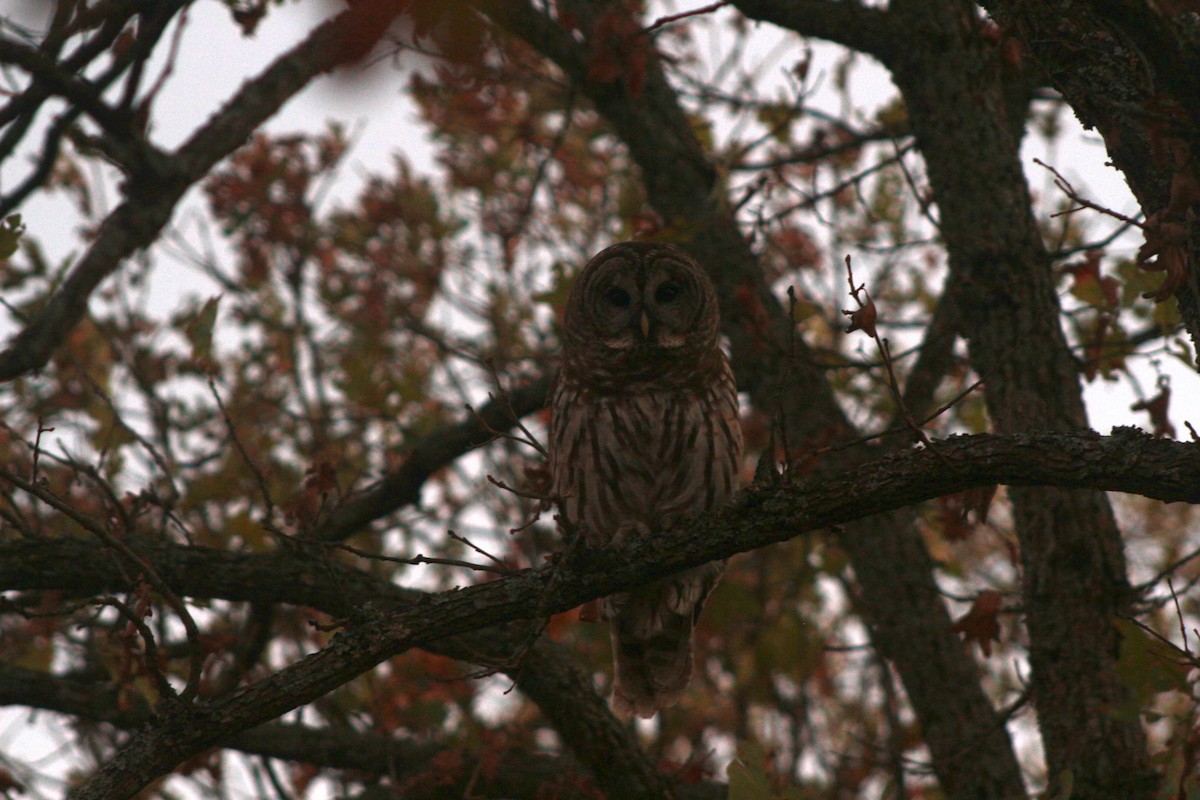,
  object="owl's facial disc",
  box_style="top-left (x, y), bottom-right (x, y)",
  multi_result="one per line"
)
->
top-left (584, 251), bottom-right (706, 353)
